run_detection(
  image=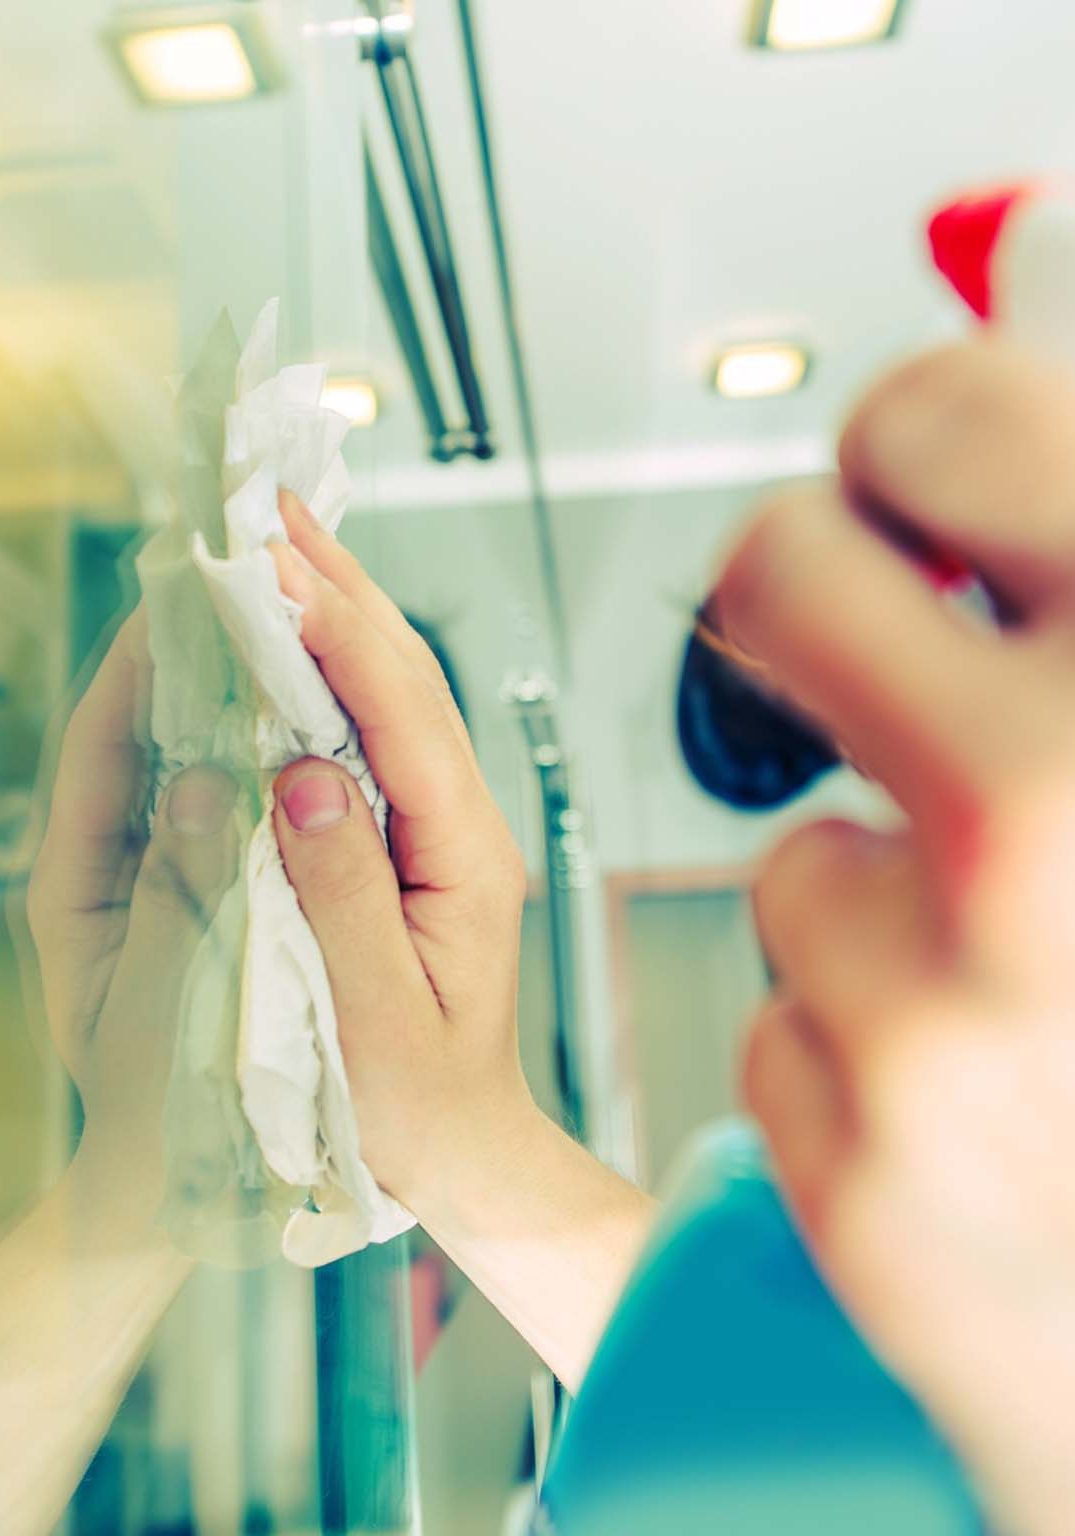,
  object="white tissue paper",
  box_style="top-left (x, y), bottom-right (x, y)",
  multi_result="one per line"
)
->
top-left (142, 300), bottom-right (414, 1268)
